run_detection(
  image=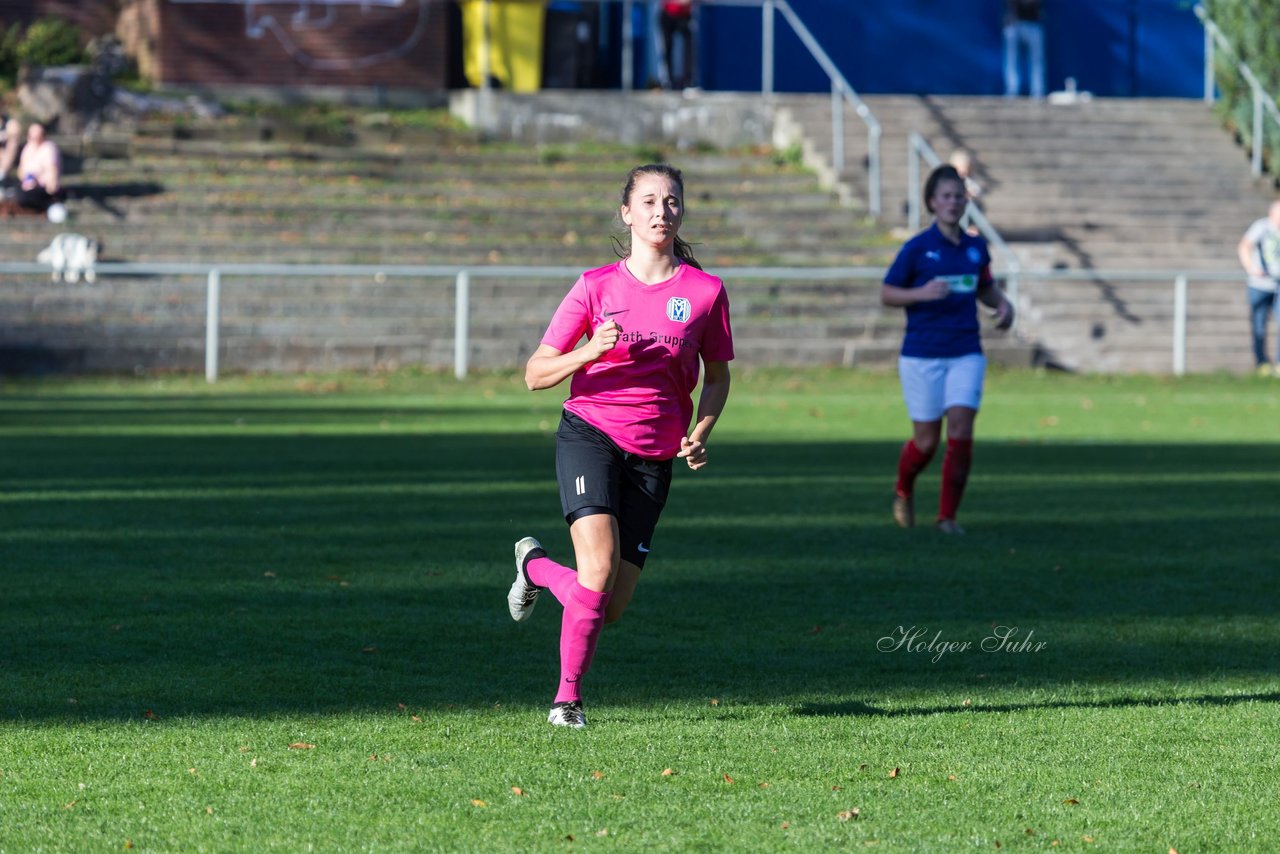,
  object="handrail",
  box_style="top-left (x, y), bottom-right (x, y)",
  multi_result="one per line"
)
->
top-left (771, 0), bottom-right (882, 217)
top-left (905, 132), bottom-right (1023, 315)
top-left (1195, 3), bottom-right (1280, 176)
top-left (3, 261), bottom-right (1239, 380)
